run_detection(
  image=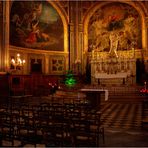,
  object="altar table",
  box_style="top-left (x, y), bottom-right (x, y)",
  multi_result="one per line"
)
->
top-left (80, 88), bottom-right (108, 108)
top-left (95, 72), bottom-right (129, 79)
